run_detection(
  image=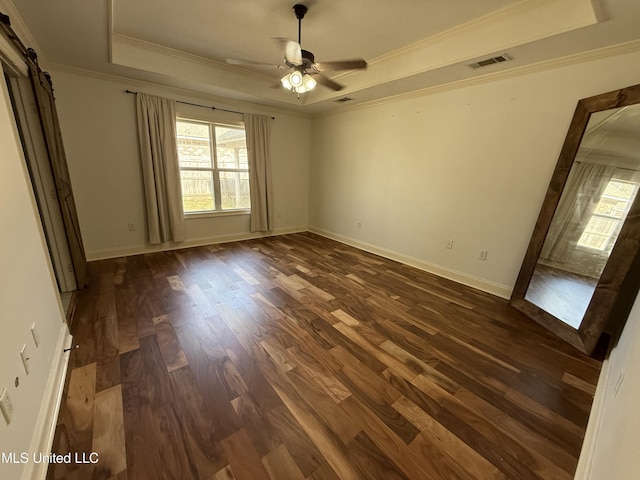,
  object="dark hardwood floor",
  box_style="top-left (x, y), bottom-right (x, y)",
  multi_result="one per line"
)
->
top-left (47, 232), bottom-right (601, 480)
